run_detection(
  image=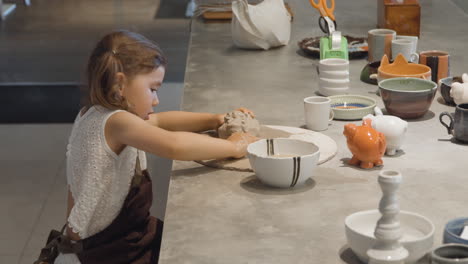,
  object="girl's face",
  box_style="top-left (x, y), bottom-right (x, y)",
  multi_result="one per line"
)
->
top-left (121, 66), bottom-right (165, 120)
